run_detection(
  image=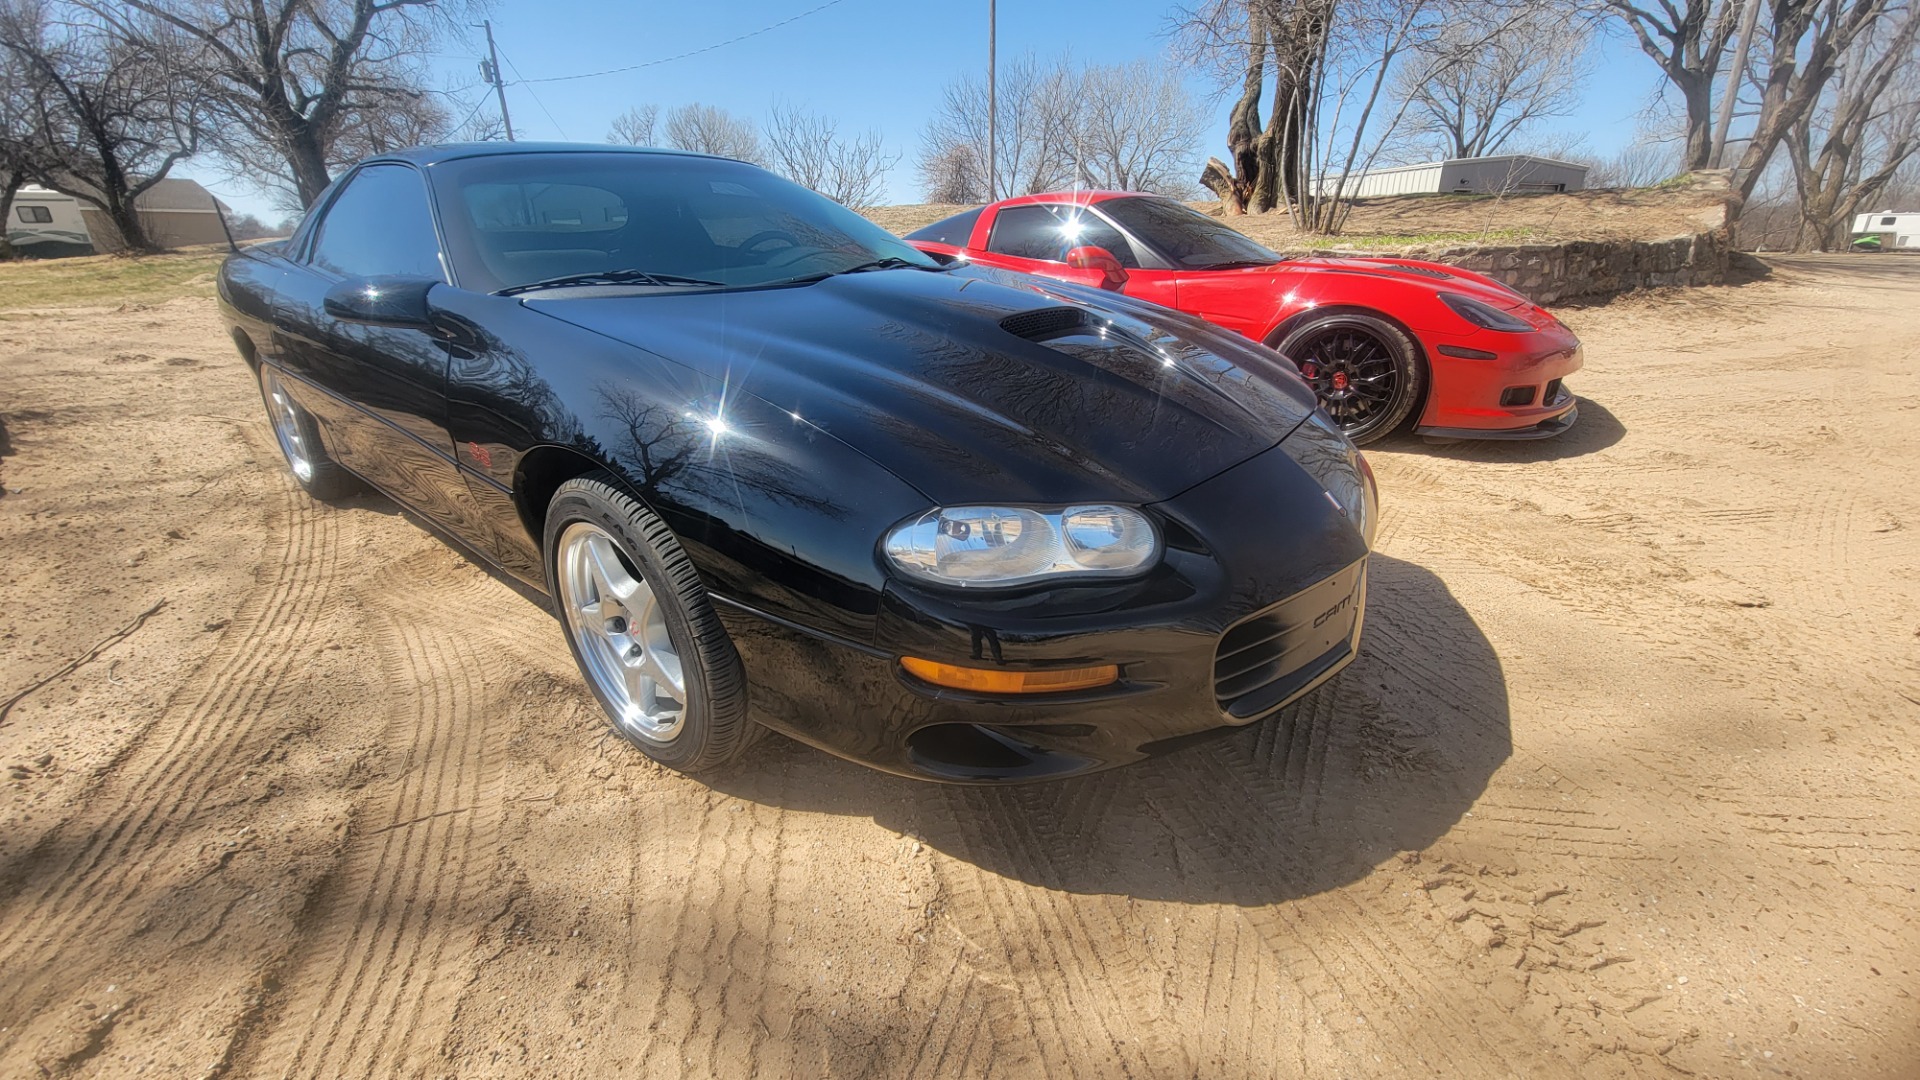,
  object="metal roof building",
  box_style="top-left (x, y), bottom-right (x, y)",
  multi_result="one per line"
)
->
top-left (1315, 155), bottom-right (1590, 199)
